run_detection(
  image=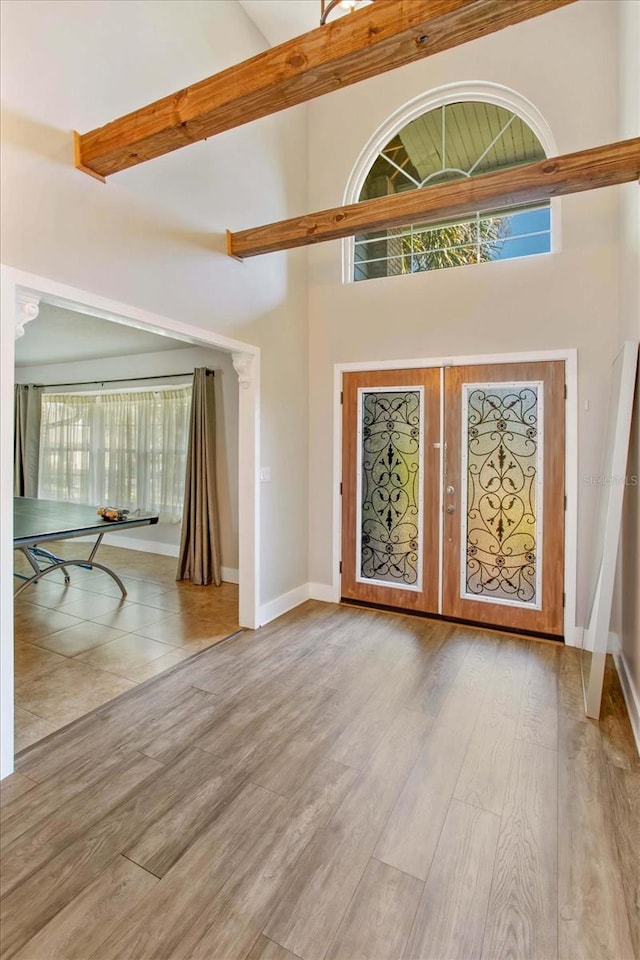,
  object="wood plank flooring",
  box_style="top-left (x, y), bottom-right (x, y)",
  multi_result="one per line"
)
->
top-left (1, 601), bottom-right (638, 960)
